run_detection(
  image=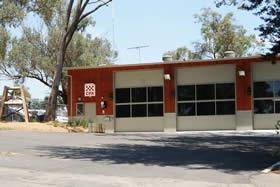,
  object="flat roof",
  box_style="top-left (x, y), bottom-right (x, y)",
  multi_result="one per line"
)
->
top-left (65, 55), bottom-right (280, 71)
